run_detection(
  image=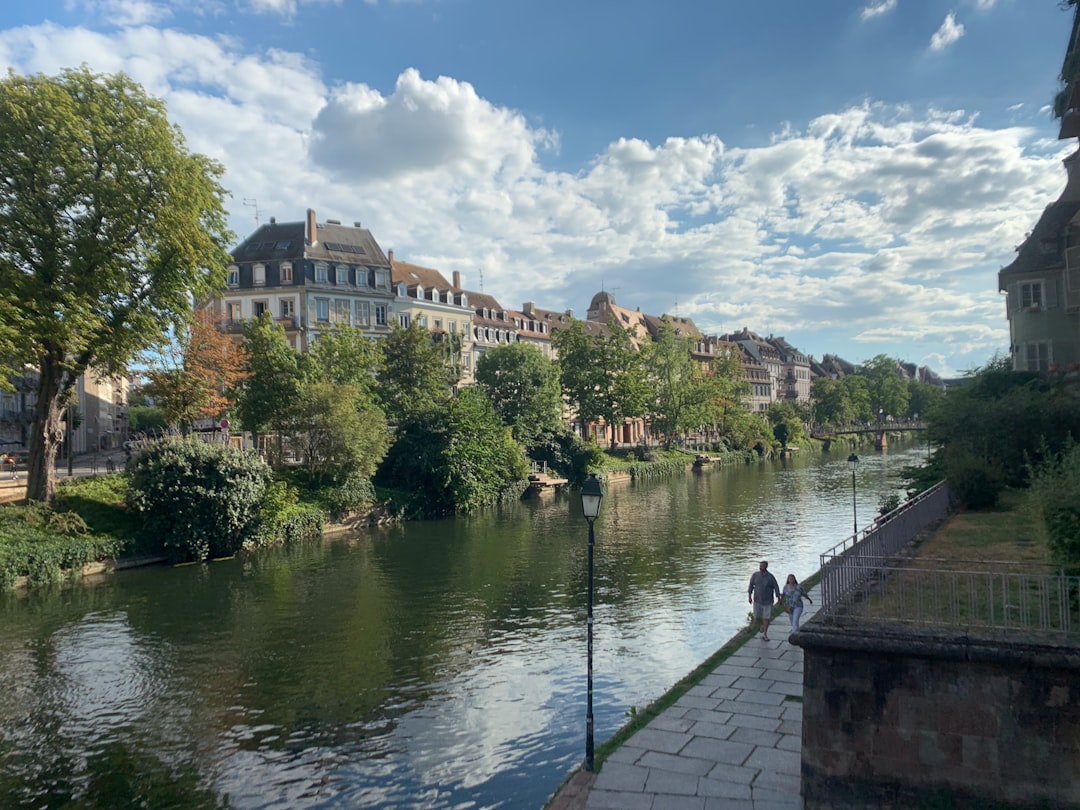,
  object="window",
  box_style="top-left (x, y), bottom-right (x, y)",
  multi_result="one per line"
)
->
top-left (374, 270), bottom-right (388, 289)
top-left (254, 264), bottom-right (266, 286)
top-left (1025, 341), bottom-right (1050, 372)
top-left (316, 299), bottom-right (330, 323)
top-left (333, 299), bottom-right (350, 324)
top-left (355, 301), bottom-right (370, 326)
top-left (227, 302), bottom-right (241, 322)
top-left (253, 301), bottom-right (268, 317)
top-left (375, 305), bottom-right (388, 326)
top-left (315, 263), bottom-right (328, 283)
top-left (434, 318), bottom-right (442, 330)
top-left (418, 315), bottom-right (428, 328)
top-left (280, 263), bottom-right (293, 284)
top-left (336, 265), bottom-right (348, 285)
top-left (449, 320), bottom-right (456, 333)
top-left (356, 269), bottom-right (368, 288)
top-left (281, 299), bottom-right (295, 319)
top-left (227, 266), bottom-right (239, 286)
top-left (1020, 281), bottom-right (1044, 310)
top-left (398, 312), bottom-right (411, 328)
